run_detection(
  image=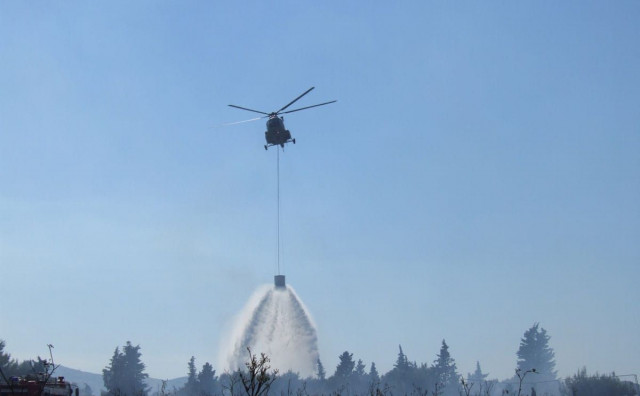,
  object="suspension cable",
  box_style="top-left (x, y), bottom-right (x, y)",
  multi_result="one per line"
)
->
top-left (277, 147), bottom-right (280, 275)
